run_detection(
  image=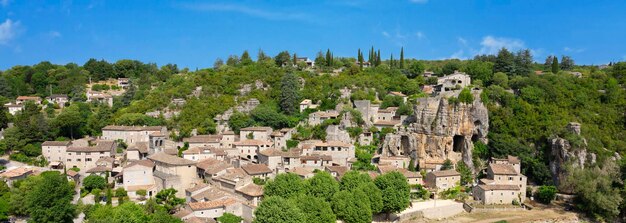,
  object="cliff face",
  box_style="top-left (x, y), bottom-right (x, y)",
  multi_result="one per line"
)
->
top-left (549, 122), bottom-right (595, 190)
top-left (381, 90), bottom-right (488, 170)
